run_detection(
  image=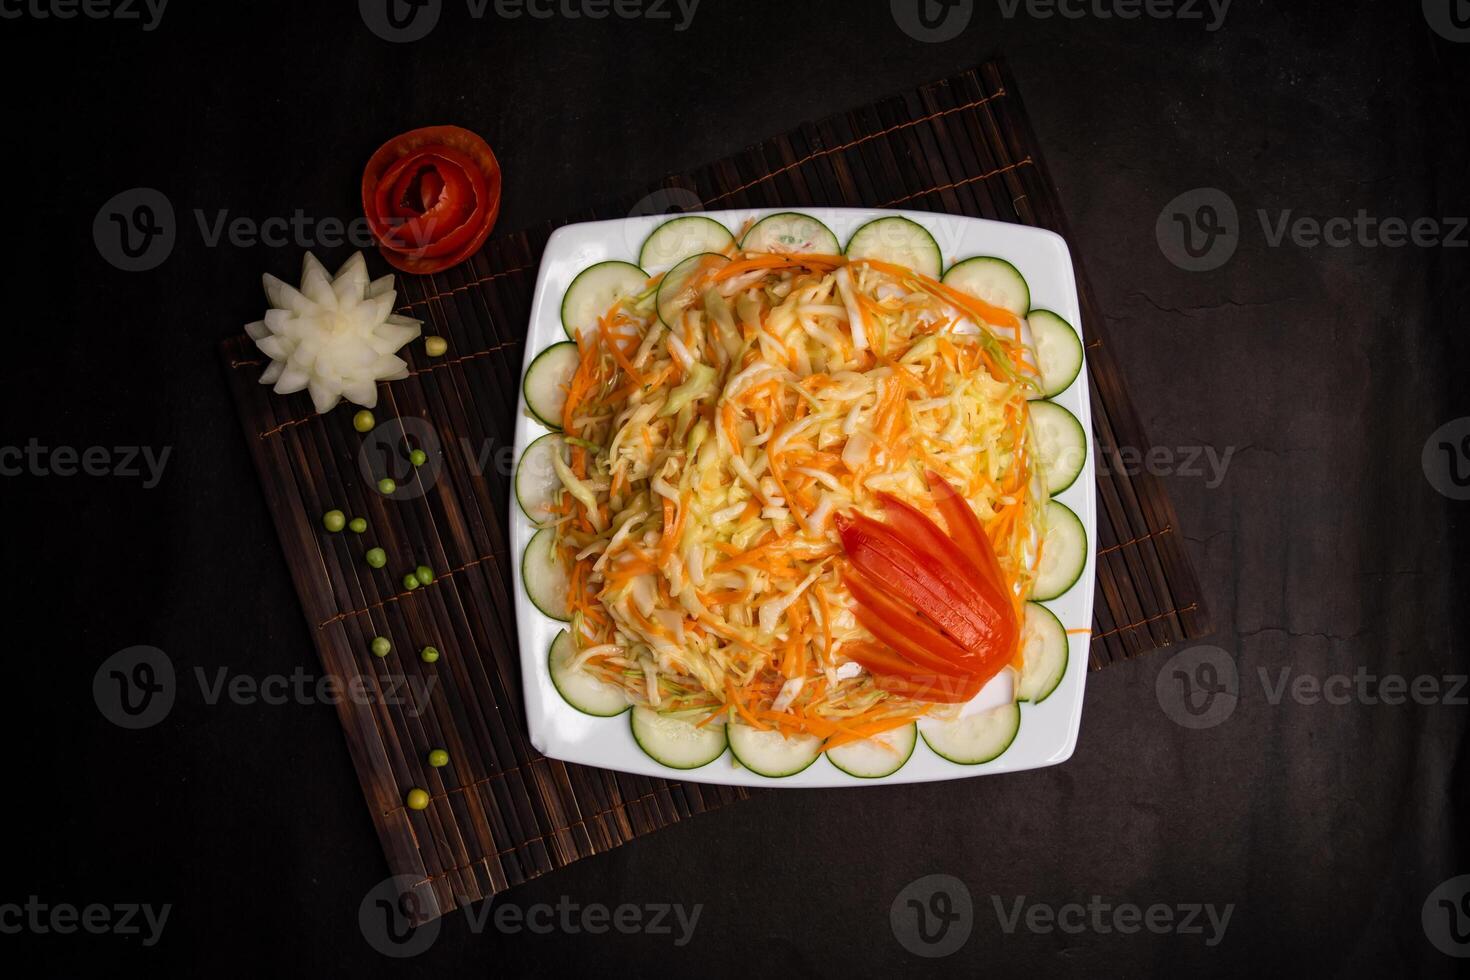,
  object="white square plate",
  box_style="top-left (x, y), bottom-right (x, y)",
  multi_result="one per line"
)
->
top-left (510, 207), bottom-right (1095, 787)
